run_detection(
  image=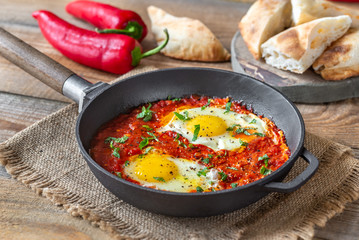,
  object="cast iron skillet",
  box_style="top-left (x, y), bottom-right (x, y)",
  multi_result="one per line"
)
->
top-left (0, 27), bottom-right (319, 217)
